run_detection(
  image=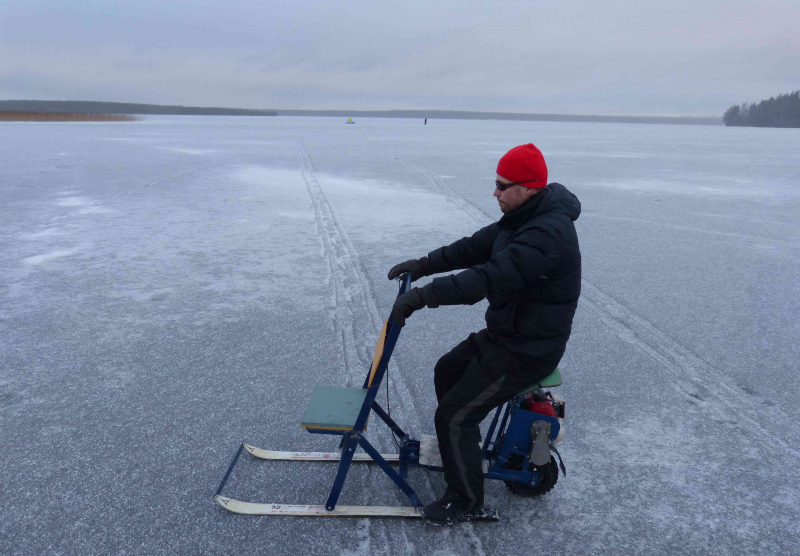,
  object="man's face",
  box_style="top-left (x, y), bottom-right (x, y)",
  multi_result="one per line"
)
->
top-left (494, 174), bottom-right (540, 213)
